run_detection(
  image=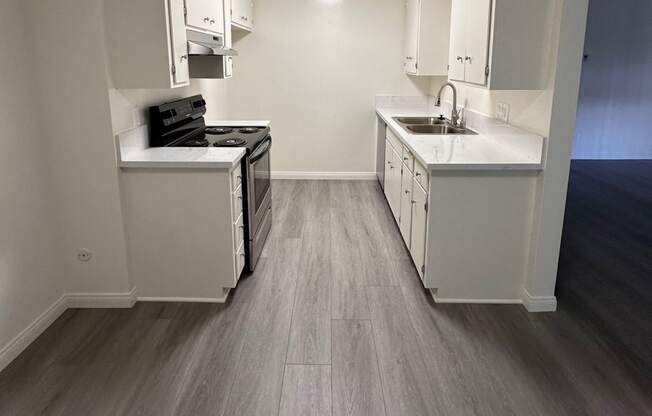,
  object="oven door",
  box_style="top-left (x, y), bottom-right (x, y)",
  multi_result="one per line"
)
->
top-left (247, 136), bottom-right (272, 241)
